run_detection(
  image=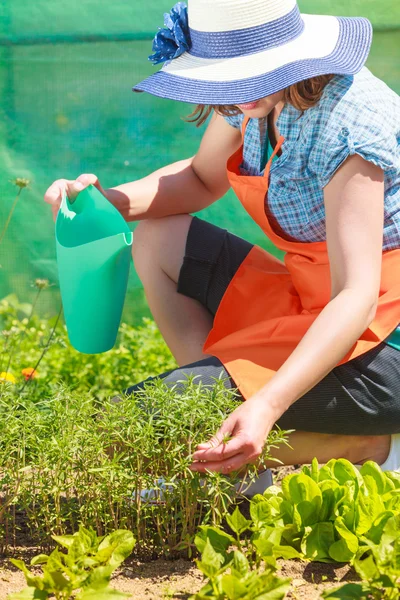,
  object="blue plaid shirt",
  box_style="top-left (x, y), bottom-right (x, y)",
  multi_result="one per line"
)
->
top-left (224, 67), bottom-right (400, 251)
